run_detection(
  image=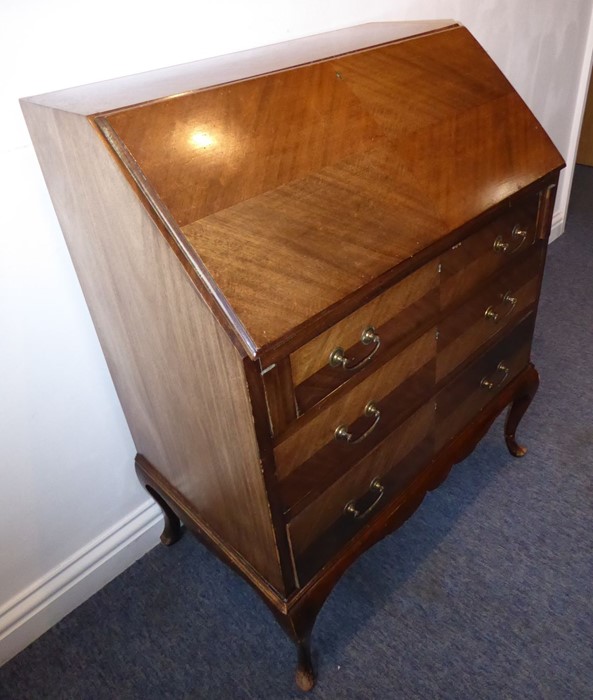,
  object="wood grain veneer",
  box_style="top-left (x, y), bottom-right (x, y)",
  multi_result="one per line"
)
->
top-left (290, 260), bottom-right (439, 388)
top-left (280, 362), bottom-right (435, 518)
top-left (440, 190), bottom-right (540, 310)
top-left (98, 25), bottom-right (561, 359)
top-left (288, 401), bottom-right (434, 563)
top-left (436, 314), bottom-right (536, 451)
top-left (20, 101), bottom-right (285, 593)
top-left (437, 247), bottom-right (544, 380)
top-left (274, 330), bottom-right (435, 478)
top-left (22, 20), bottom-right (565, 691)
